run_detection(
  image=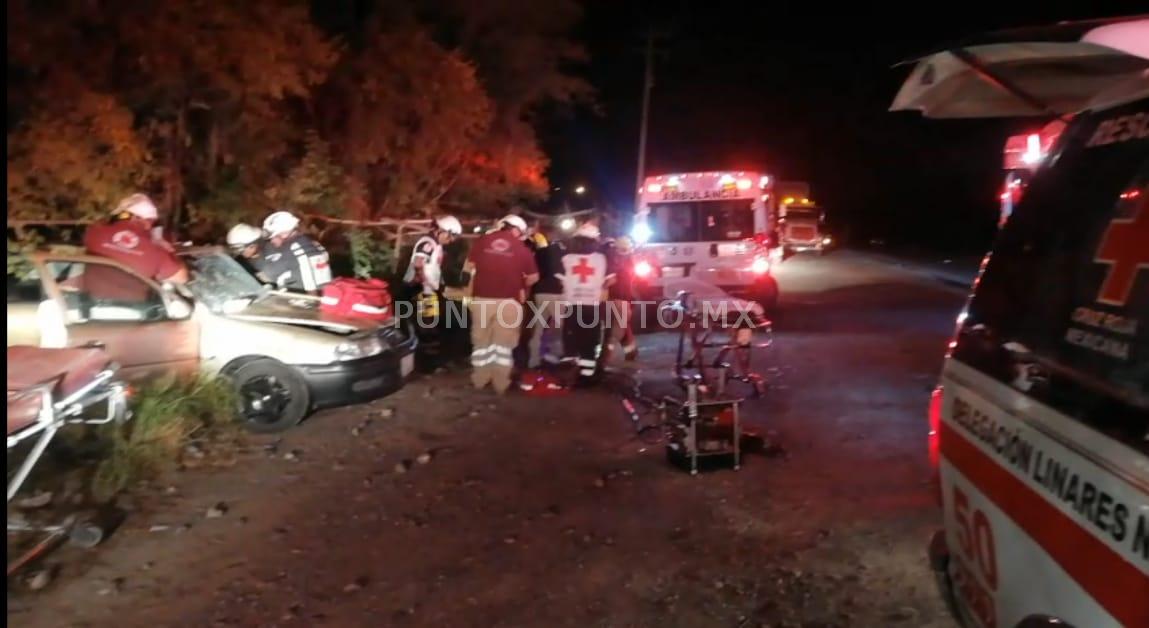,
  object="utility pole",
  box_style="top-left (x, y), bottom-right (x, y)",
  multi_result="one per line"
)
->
top-left (634, 26), bottom-right (656, 212)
